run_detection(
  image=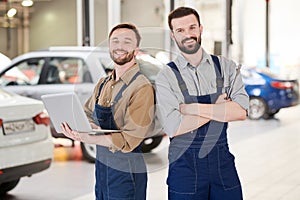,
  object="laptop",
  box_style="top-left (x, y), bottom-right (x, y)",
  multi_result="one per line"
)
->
top-left (41, 92), bottom-right (122, 135)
